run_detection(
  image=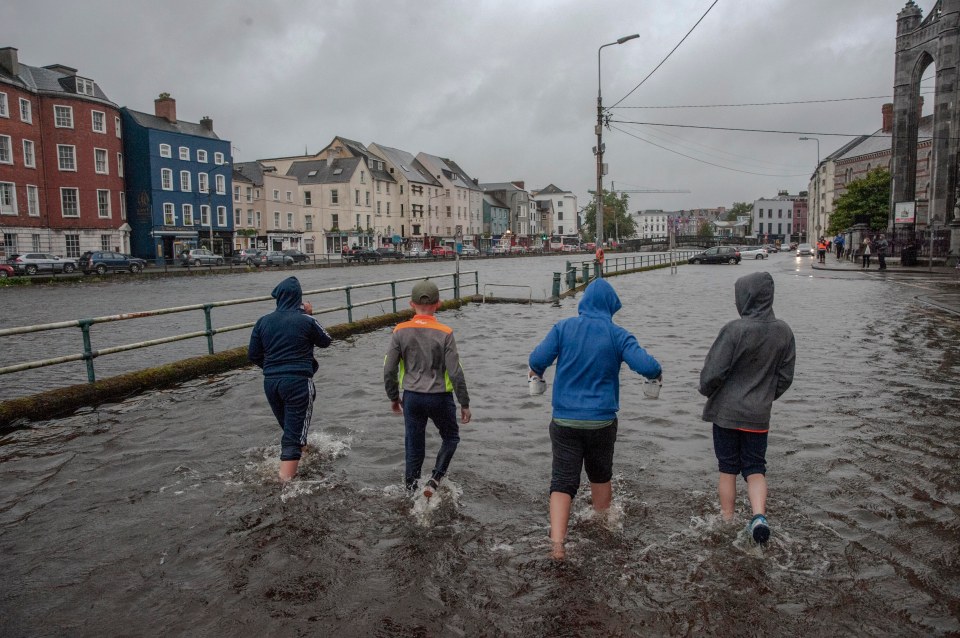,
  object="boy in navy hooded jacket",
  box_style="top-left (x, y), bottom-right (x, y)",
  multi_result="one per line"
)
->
top-left (249, 276), bottom-right (332, 481)
top-left (529, 278), bottom-right (661, 558)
